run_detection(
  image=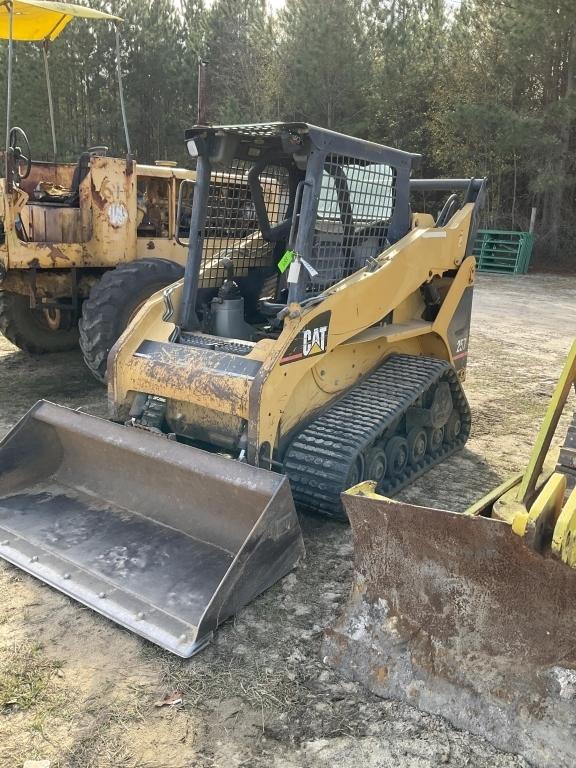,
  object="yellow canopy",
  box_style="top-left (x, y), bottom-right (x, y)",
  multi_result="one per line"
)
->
top-left (0, 0), bottom-right (121, 42)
